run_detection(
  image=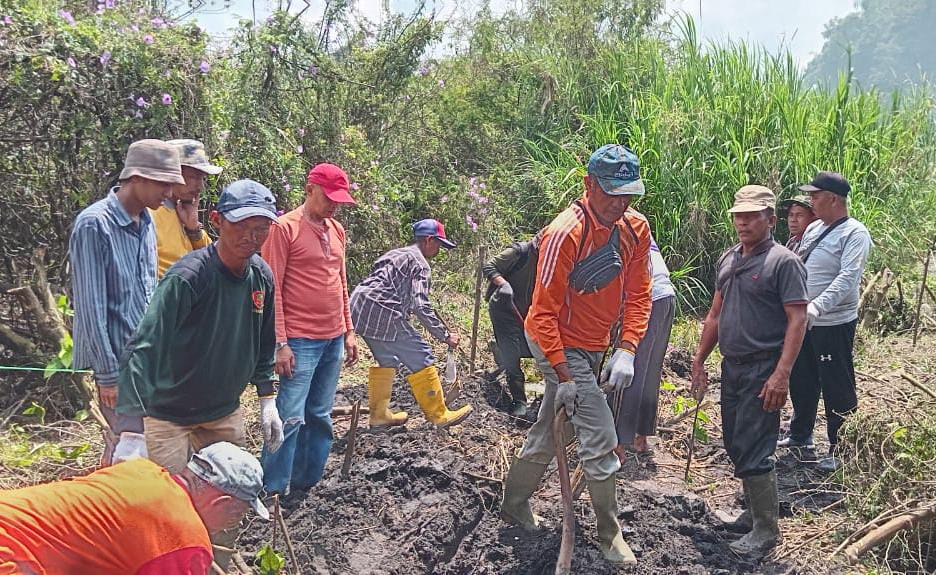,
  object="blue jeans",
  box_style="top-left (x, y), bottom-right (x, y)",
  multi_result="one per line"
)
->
top-left (262, 335), bottom-right (344, 494)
